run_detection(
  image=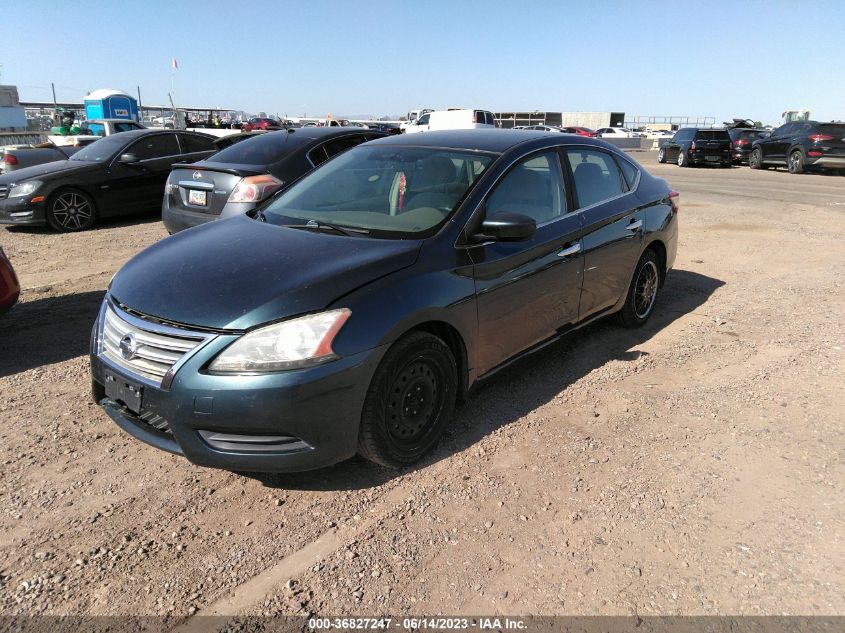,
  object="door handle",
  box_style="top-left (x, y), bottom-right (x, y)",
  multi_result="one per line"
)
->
top-left (627, 220), bottom-right (643, 231)
top-left (557, 243), bottom-right (581, 258)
